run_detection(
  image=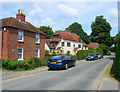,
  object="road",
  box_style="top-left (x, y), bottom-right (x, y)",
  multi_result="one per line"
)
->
top-left (2, 54), bottom-right (115, 90)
